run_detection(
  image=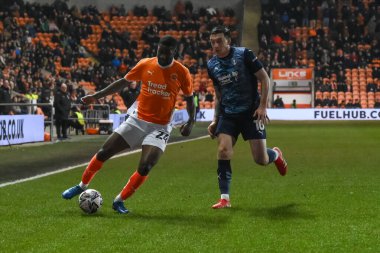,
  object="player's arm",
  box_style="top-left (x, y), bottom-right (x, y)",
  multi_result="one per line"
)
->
top-left (179, 94), bottom-right (195, 136)
top-left (244, 48), bottom-right (270, 125)
top-left (81, 78), bottom-right (130, 104)
top-left (212, 87), bottom-right (221, 122)
top-left (206, 64), bottom-right (220, 139)
top-left (254, 68), bottom-right (270, 125)
top-left (207, 87), bottom-right (221, 139)
top-left (185, 94), bottom-right (195, 124)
